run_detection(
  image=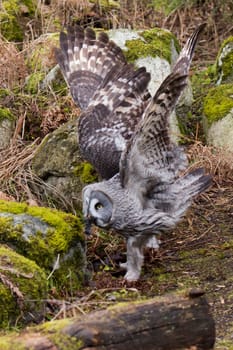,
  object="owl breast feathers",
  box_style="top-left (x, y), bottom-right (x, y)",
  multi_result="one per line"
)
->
top-left (56, 24), bottom-right (211, 281)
